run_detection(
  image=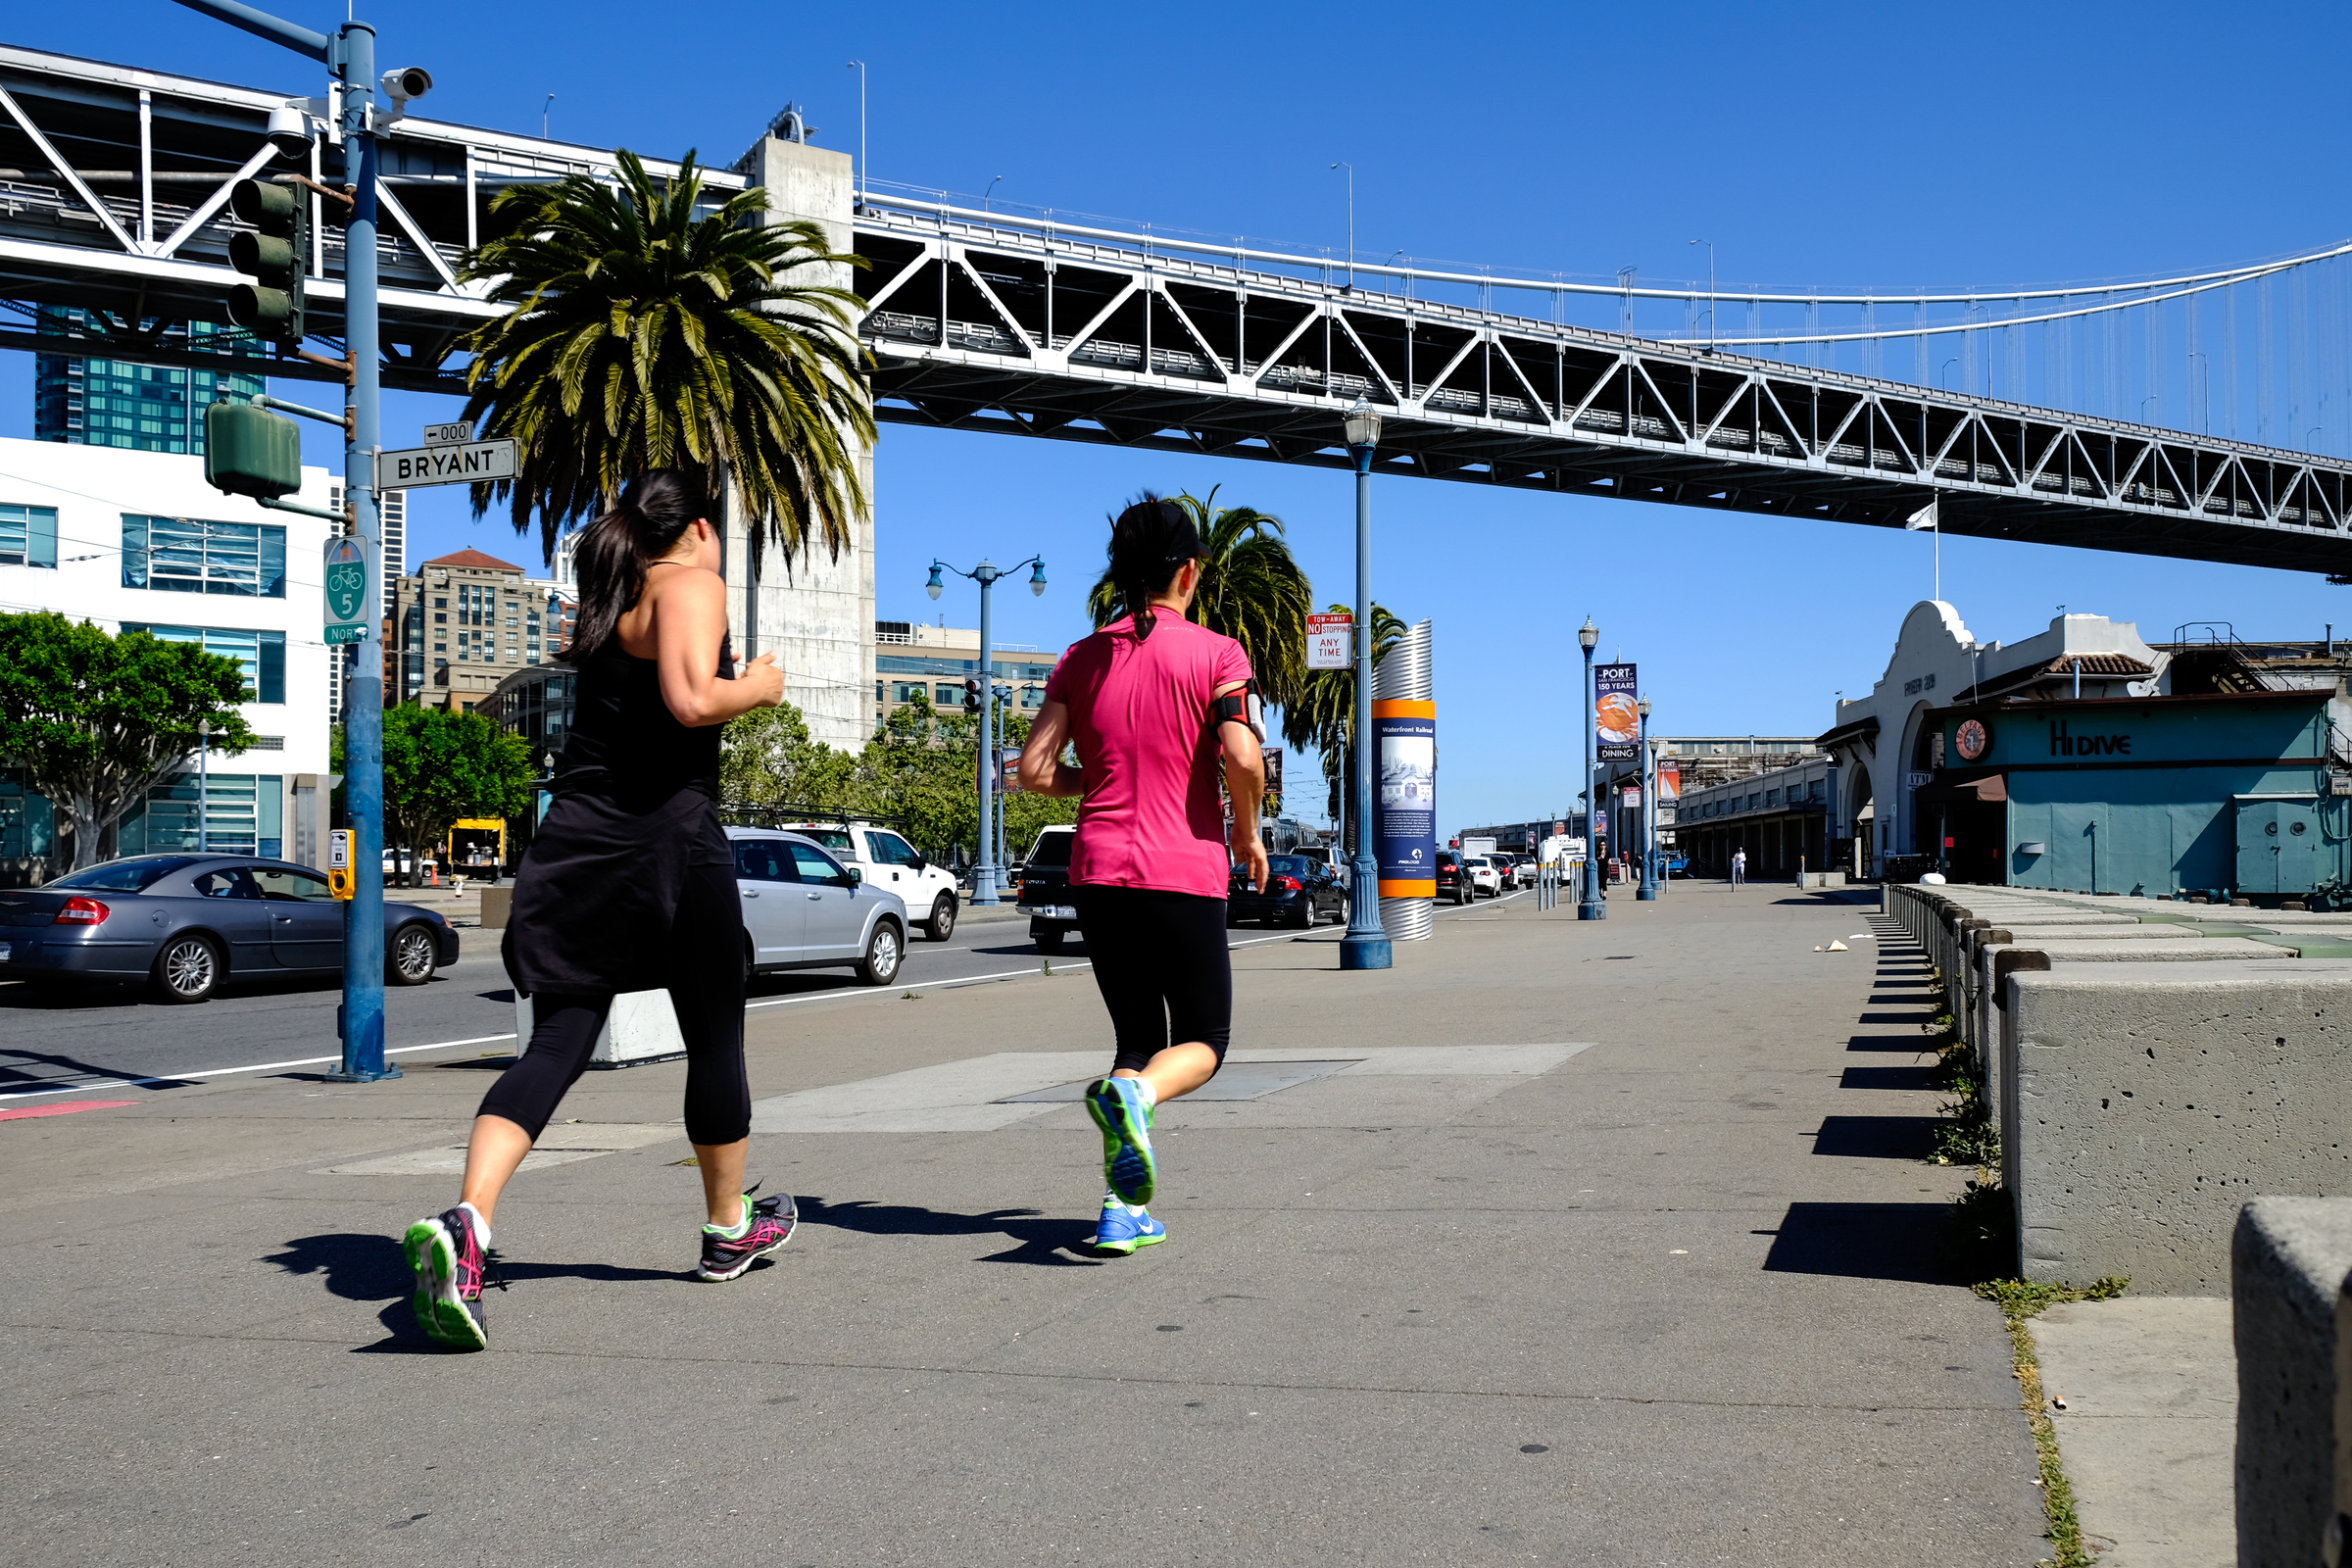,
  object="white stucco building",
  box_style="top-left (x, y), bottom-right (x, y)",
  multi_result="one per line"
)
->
top-left (1817, 601), bottom-right (2165, 876)
top-left (0, 436), bottom-right (336, 875)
